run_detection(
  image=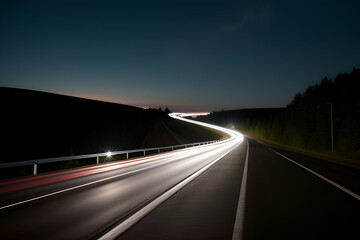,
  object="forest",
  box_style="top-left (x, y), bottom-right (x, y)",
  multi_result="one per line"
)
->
top-left (239, 68), bottom-right (360, 160)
